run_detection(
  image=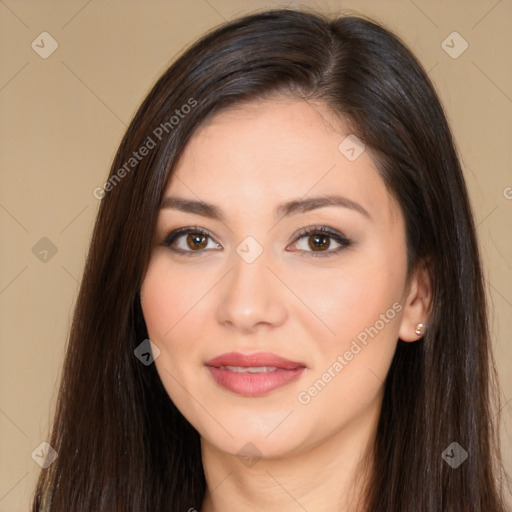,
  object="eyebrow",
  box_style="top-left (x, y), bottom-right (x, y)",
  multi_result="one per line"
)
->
top-left (160, 194), bottom-right (371, 221)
